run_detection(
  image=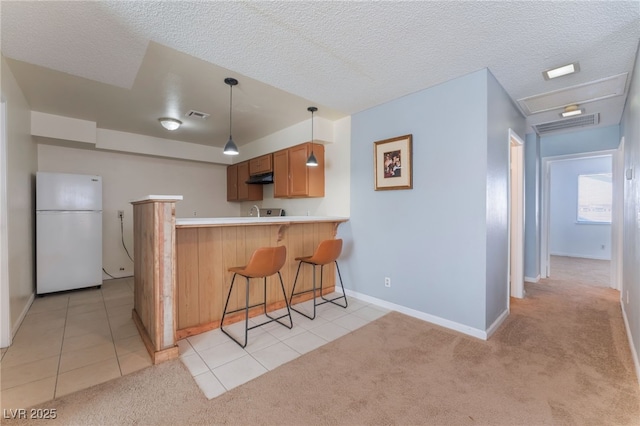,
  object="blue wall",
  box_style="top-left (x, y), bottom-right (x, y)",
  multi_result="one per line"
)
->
top-left (342, 69), bottom-right (524, 333)
top-left (549, 156), bottom-right (612, 260)
top-left (541, 125), bottom-right (620, 157)
top-left (486, 71), bottom-right (526, 325)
